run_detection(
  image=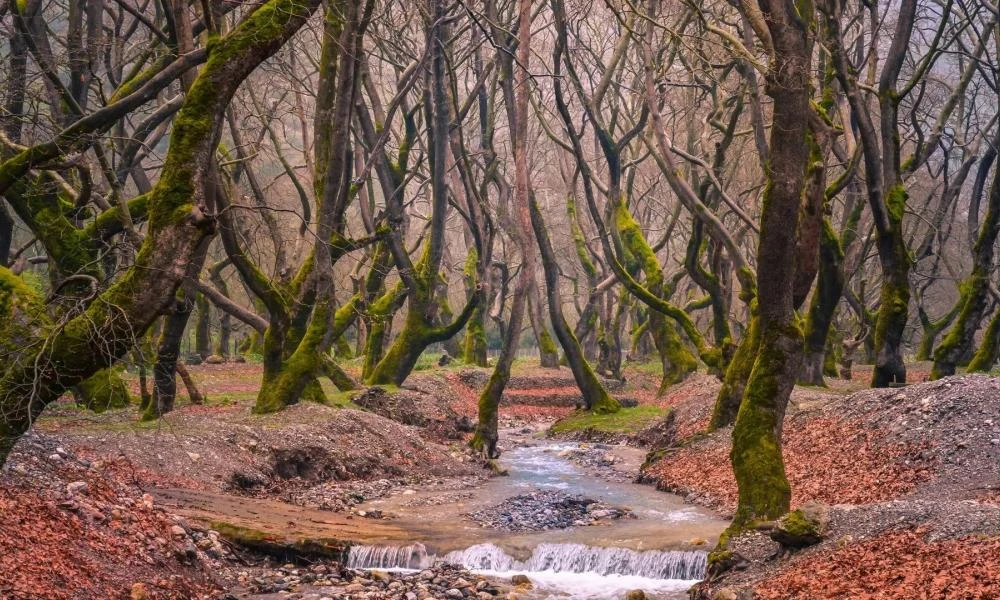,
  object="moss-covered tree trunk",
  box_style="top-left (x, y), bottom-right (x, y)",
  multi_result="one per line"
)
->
top-left (73, 366), bottom-right (132, 412)
top-left (194, 292), bottom-right (212, 359)
top-left (530, 194), bottom-right (620, 413)
top-left (462, 251), bottom-right (489, 366)
top-left (966, 308), bottom-right (1000, 372)
top-left (728, 0), bottom-right (812, 528)
top-left (799, 221), bottom-right (844, 386)
top-left (710, 310), bottom-right (758, 431)
top-left (435, 273), bottom-right (463, 358)
top-left (527, 281), bottom-right (560, 368)
top-left (915, 303), bottom-right (958, 361)
top-left (0, 0), bottom-right (321, 464)
top-left (366, 0), bottom-right (481, 386)
top-left (932, 129), bottom-right (1000, 379)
